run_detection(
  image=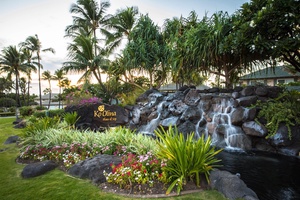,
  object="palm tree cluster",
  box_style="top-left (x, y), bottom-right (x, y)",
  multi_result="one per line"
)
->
top-left (1, 0), bottom-right (299, 107)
